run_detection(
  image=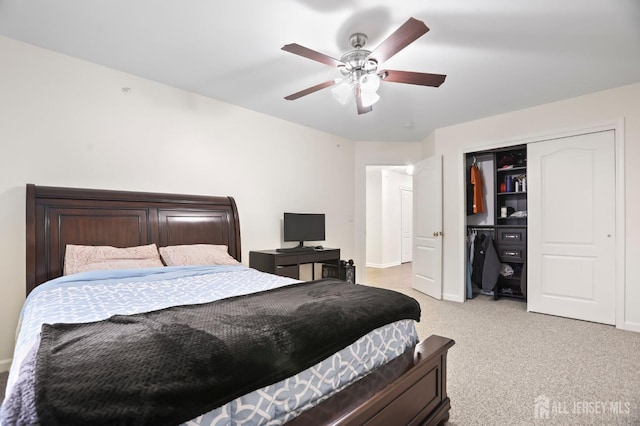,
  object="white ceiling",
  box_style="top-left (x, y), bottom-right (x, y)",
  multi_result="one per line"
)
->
top-left (1, 0), bottom-right (639, 142)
